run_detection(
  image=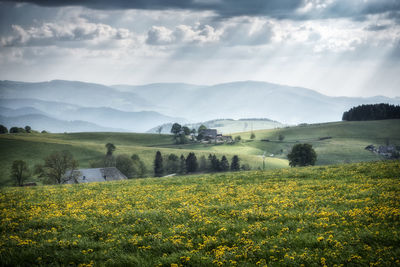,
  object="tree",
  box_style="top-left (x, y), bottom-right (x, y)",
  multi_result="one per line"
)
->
top-left (24, 126), bottom-right (31, 133)
top-left (35, 150), bottom-right (78, 184)
top-left (11, 160), bottom-right (30, 186)
top-left (209, 154), bottom-right (220, 172)
top-left (230, 155), bottom-right (240, 171)
top-left (234, 135), bottom-right (241, 142)
top-left (182, 126), bottom-right (191, 136)
top-left (154, 151), bottom-right (163, 177)
top-left (279, 134), bottom-right (285, 142)
top-left (171, 123), bottom-right (182, 135)
top-left (10, 127), bottom-right (24, 133)
top-left (198, 124), bottom-right (207, 133)
top-left (287, 143), bottom-right (317, 167)
top-left (0, 125), bottom-right (8, 134)
top-left (166, 153), bottom-right (179, 174)
top-left (342, 103), bottom-right (400, 121)
top-left (171, 123), bottom-right (185, 144)
top-left (250, 132), bottom-right (256, 139)
top-left (105, 143), bottom-right (116, 156)
top-left (104, 143), bottom-right (116, 167)
top-left (131, 154), bottom-right (147, 177)
top-left (179, 154), bottom-right (186, 174)
top-left (220, 155), bottom-right (229, 172)
top-left (186, 152), bottom-right (198, 173)
top-left (116, 154), bottom-right (136, 178)
top-left (157, 126), bottom-right (163, 135)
